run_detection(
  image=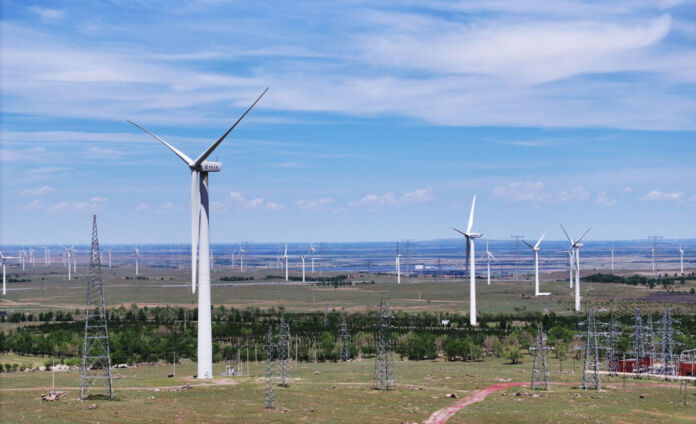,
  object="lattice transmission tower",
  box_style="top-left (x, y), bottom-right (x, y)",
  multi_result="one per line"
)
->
top-left (531, 324), bottom-right (550, 391)
top-left (582, 309), bottom-right (601, 390)
top-left (659, 308), bottom-right (679, 377)
top-left (339, 317), bottom-right (351, 361)
top-left (80, 215), bottom-right (114, 400)
top-left (278, 316), bottom-right (290, 386)
top-left (264, 325), bottom-right (276, 409)
top-left (606, 315), bottom-right (621, 374)
top-left (632, 308), bottom-right (645, 365)
top-left (373, 296), bottom-right (395, 390)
